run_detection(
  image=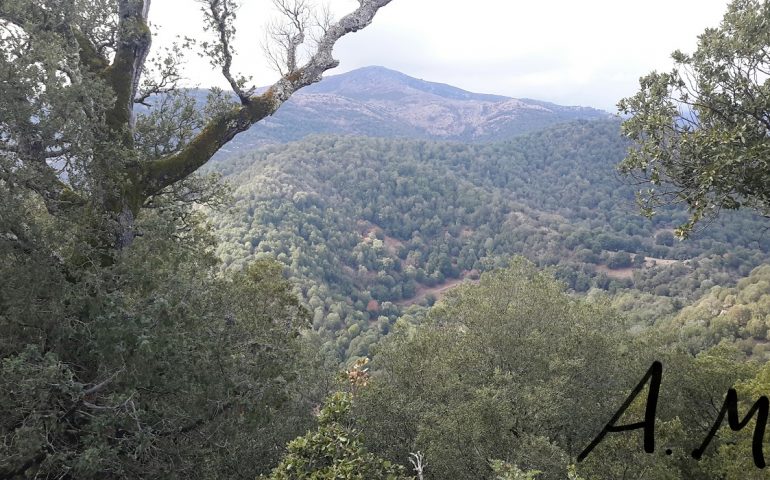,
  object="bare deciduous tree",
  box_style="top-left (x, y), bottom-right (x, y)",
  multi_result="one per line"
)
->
top-left (409, 451), bottom-right (426, 480)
